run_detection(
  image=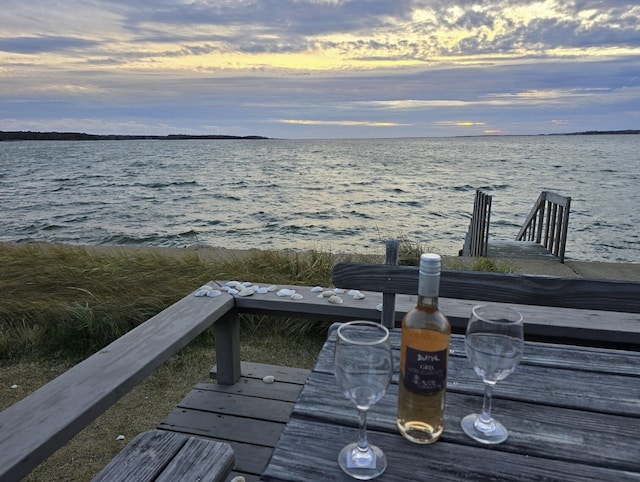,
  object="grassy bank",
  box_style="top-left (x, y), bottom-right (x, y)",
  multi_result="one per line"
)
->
top-left (0, 241), bottom-right (513, 480)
